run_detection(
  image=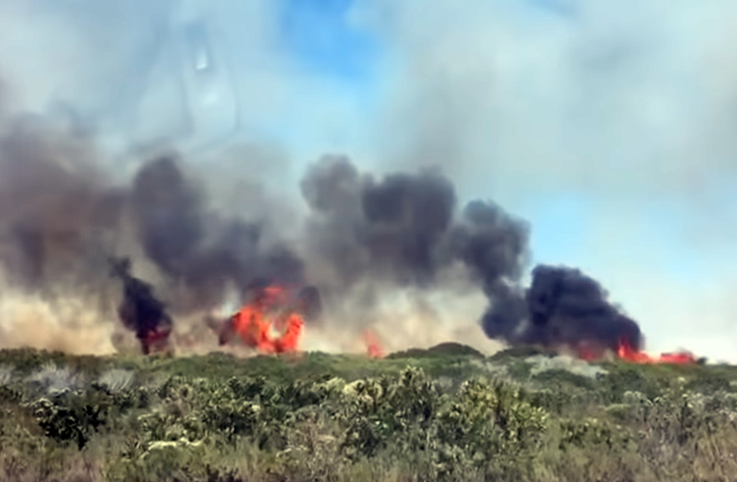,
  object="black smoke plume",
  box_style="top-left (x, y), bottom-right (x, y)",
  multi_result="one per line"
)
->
top-left (301, 155), bottom-right (518, 289)
top-left (109, 256), bottom-right (172, 355)
top-left (482, 265), bottom-right (643, 353)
